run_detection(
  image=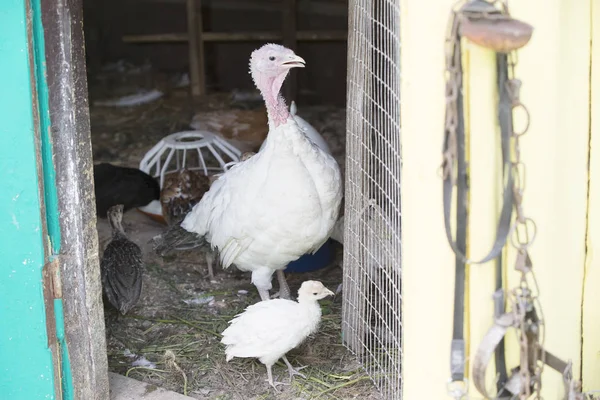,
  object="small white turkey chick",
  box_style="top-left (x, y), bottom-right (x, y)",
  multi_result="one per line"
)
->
top-left (221, 280), bottom-right (334, 390)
